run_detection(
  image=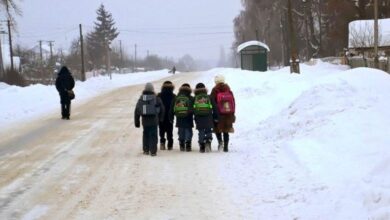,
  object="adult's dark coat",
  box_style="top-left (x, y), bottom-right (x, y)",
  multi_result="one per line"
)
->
top-left (210, 83), bottom-right (236, 133)
top-left (134, 91), bottom-right (165, 127)
top-left (193, 88), bottom-right (218, 130)
top-left (169, 86), bottom-right (194, 128)
top-left (55, 67), bottom-right (75, 104)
